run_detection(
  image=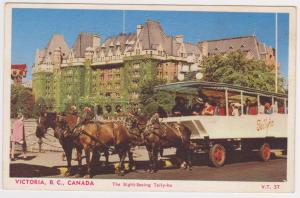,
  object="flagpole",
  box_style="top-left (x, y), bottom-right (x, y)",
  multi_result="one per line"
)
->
top-left (123, 10), bottom-right (126, 34)
top-left (275, 13), bottom-right (278, 93)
